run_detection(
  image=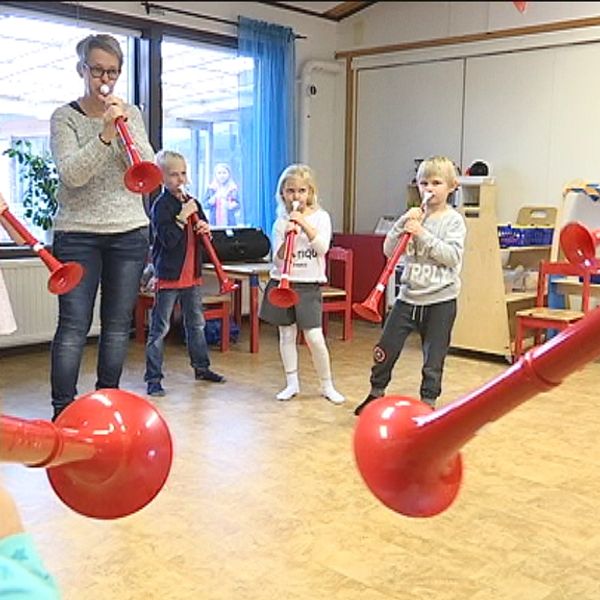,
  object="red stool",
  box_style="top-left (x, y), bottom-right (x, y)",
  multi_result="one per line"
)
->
top-left (134, 291), bottom-right (231, 352)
